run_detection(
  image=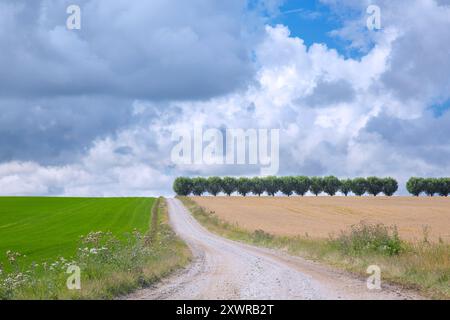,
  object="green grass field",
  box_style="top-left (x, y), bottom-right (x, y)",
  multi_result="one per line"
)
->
top-left (0, 197), bottom-right (155, 267)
